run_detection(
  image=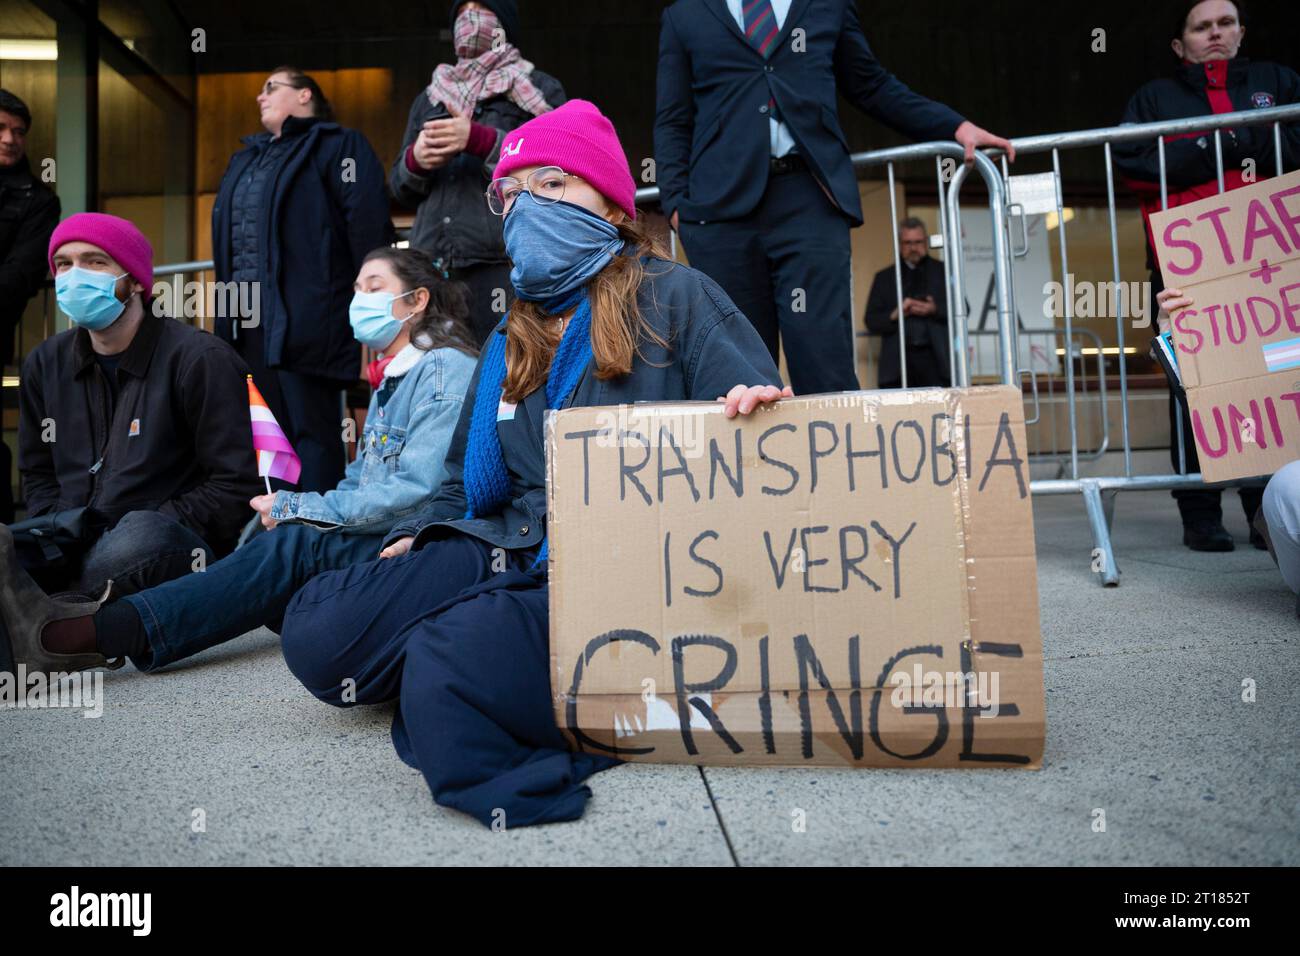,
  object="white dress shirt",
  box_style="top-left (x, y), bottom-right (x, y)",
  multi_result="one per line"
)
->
top-left (725, 0), bottom-right (797, 158)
